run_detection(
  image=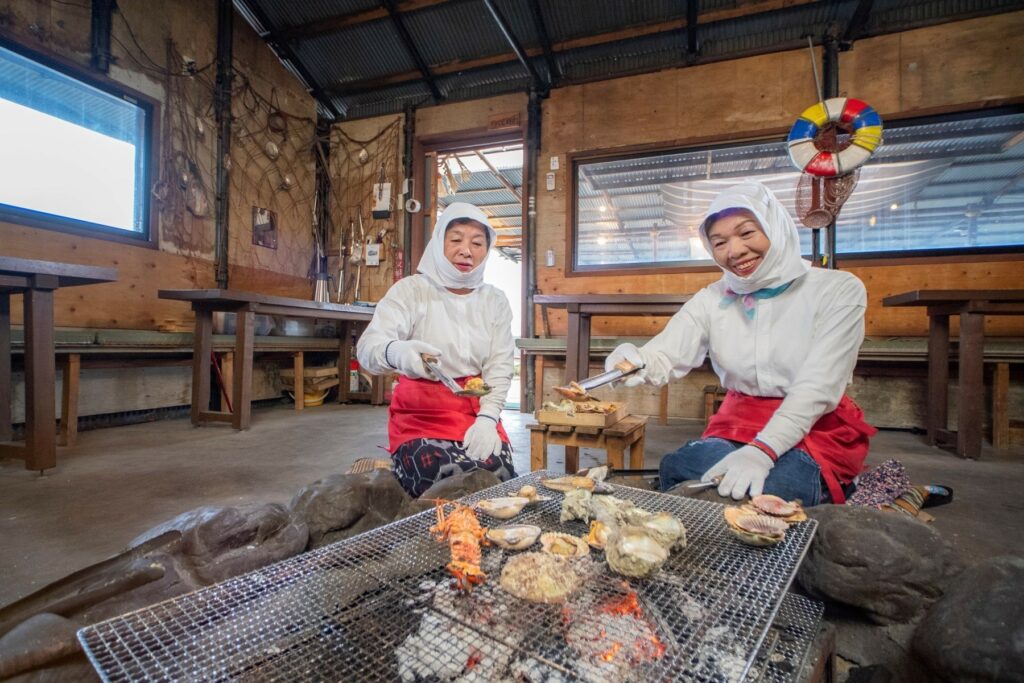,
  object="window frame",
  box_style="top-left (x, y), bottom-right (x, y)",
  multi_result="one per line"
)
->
top-left (0, 37), bottom-right (159, 248)
top-left (567, 105), bottom-right (1024, 277)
